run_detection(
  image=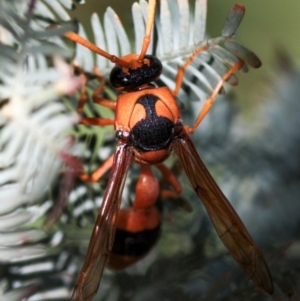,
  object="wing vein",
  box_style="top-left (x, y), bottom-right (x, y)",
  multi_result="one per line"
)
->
top-left (71, 143), bottom-right (133, 301)
top-left (173, 132), bottom-right (273, 294)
